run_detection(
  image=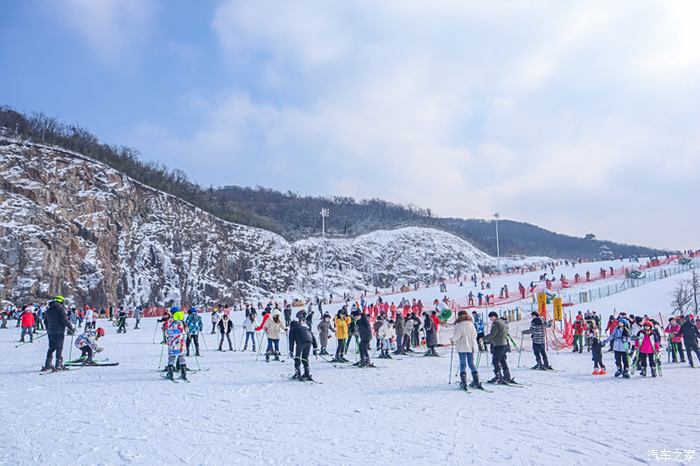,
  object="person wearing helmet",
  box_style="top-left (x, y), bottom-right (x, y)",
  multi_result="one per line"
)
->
top-left (165, 307), bottom-right (188, 380)
top-left (73, 327), bottom-right (105, 364)
top-left (41, 295), bottom-right (75, 371)
top-left (288, 311), bottom-right (318, 381)
top-left (634, 321), bottom-right (661, 377)
top-left (185, 307), bottom-right (203, 357)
